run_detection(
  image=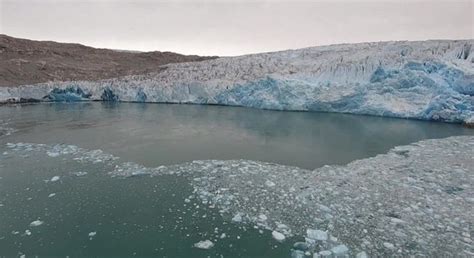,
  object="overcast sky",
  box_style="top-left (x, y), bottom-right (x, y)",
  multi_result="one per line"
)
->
top-left (1, 0), bottom-right (472, 56)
